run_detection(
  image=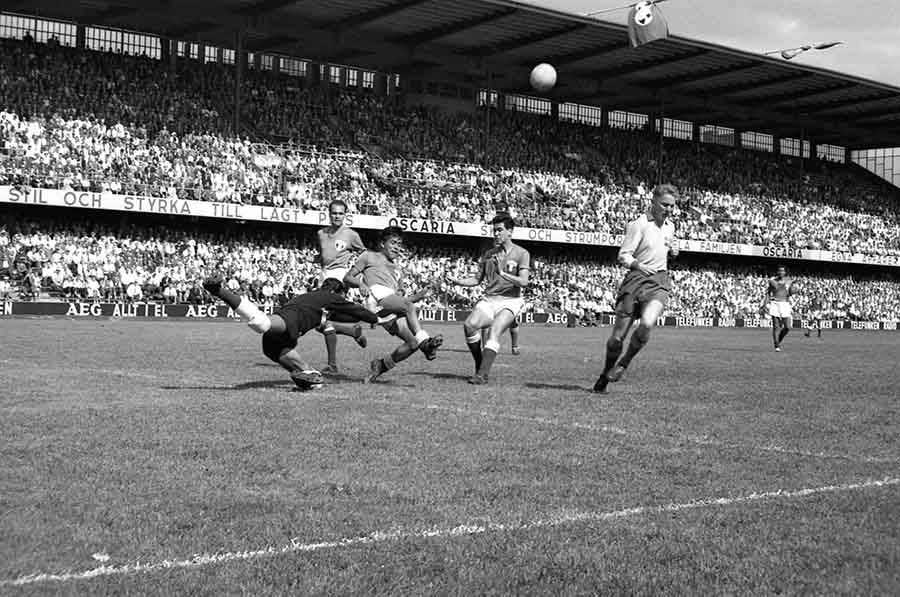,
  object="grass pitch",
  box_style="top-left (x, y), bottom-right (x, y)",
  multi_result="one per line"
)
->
top-left (1, 318), bottom-right (899, 594)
